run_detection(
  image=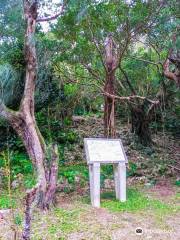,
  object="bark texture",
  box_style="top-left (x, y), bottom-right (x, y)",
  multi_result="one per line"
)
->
top-left (0, 1), bottom-right (59, 239)
top-left (104, 35), bottom-right (117, 137)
